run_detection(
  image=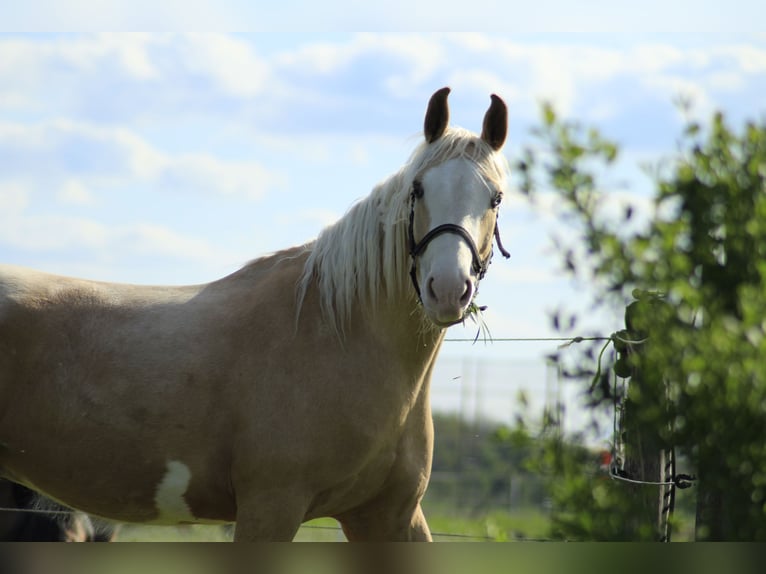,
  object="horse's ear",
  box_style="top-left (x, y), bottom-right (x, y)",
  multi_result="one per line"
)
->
top-left (481, 94), bottom-right (508, 151)
top-left (424, 87), bottom-right (451, 143)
